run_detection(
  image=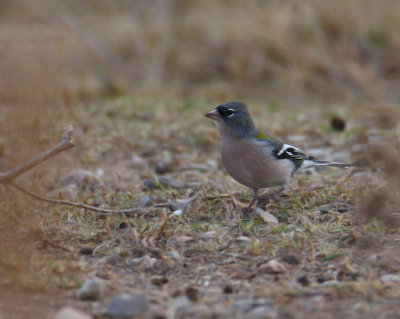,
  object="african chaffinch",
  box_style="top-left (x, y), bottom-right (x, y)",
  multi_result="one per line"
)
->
top-left (205, 101), bottom-right (353, 212)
